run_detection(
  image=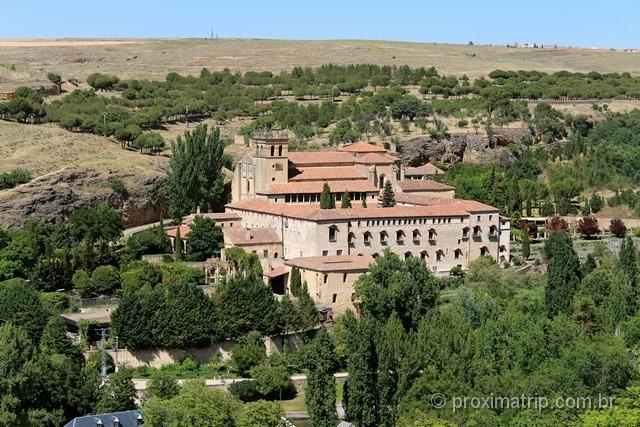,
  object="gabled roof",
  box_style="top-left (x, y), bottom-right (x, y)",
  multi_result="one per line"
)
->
top-left (286, 255), bottom-right (375, 272)
top-left (395, 193), bottom-right (499, 212)
top-left (341, 142), bottom-right (387, 153)
top-left (165, 225), bottom-right (192, 239)
top-left (287, 151), bottom-right (355, 167)
top-left (226, 199), bottom-right (470, 222)
top-left (396, 180), bottom-right (454, 192)
top-left (405, 162), bottom-right (445, 175)
top-left (353, 153), bottom-right (398, 164)
top-left (223, 227), bottom-right (281, 246)
top-left (290, 166), bottom-right (366, 182)
top-left (238, 153), bottom-right (254, 164)
top-left (257, 180), bottom-right (378, 195)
